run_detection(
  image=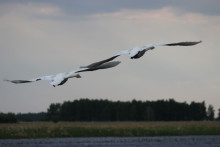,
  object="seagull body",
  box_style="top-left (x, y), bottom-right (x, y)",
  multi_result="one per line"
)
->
top-left (5, 61), bottom-right (121, 87)
top-left (5, 70), bottom-right (83, 87)
top-left (114, 41), bottom-right (202, 59)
